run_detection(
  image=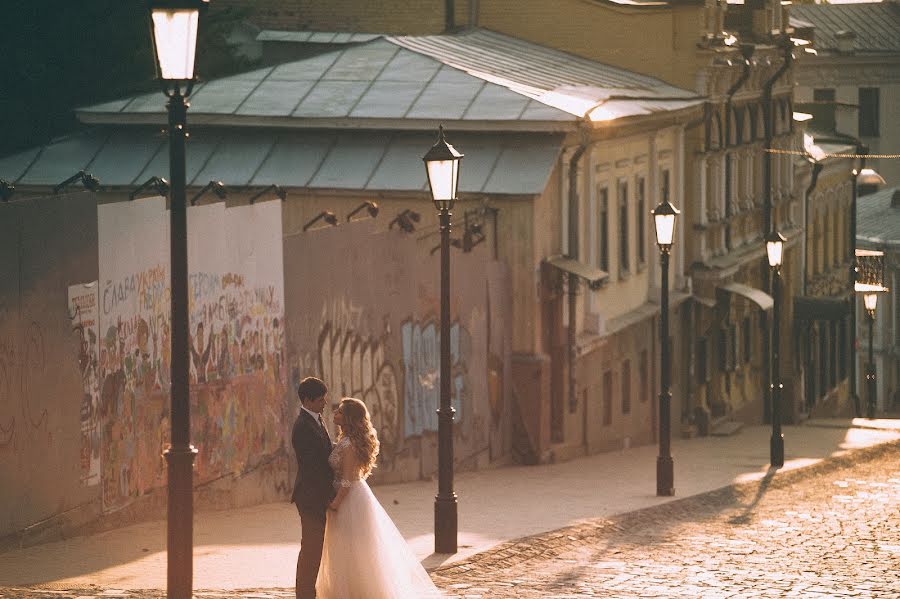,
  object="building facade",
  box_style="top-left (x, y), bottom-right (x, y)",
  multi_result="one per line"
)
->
top-left (792, 2), bottom-right (900, 188)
